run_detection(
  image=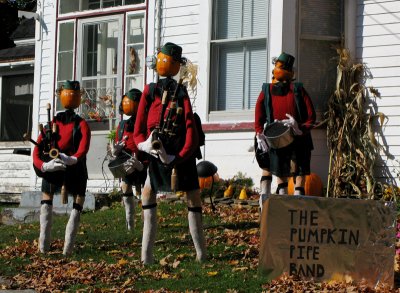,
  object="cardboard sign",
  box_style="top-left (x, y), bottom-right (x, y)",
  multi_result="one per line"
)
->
top-left (259, 195), bottom-right (396, 287)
